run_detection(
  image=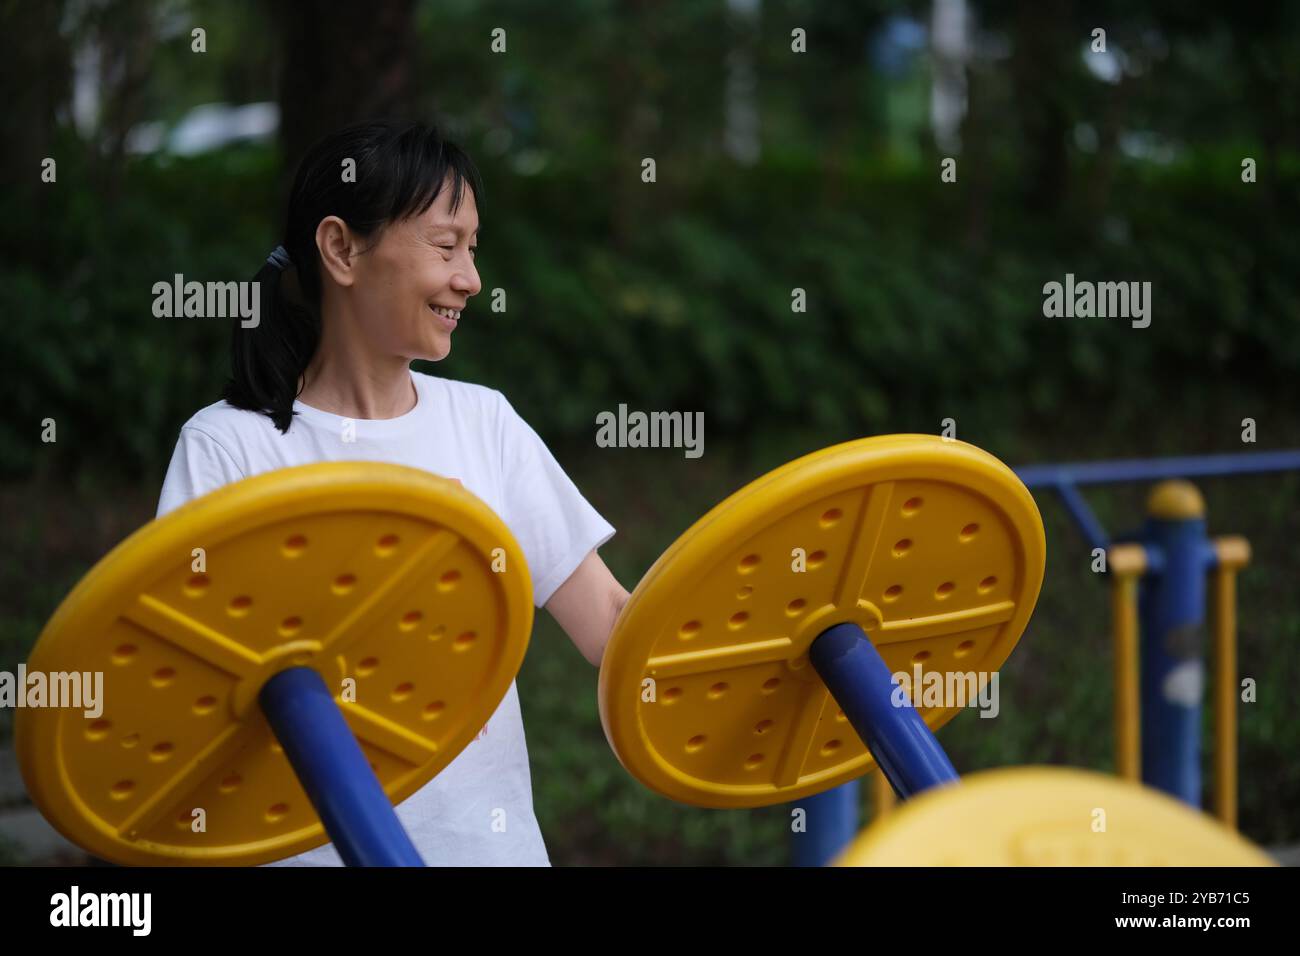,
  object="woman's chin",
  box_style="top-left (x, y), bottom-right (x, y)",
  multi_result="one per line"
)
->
top-left (413, 335), bottom-right (452, 362)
